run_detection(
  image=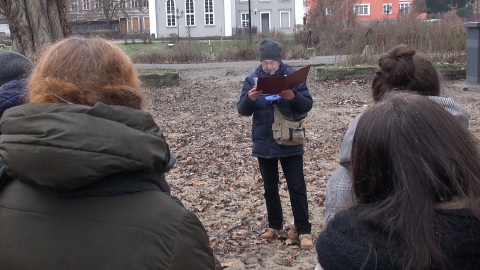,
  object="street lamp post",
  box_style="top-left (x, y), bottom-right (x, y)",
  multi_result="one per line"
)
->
top-left (248, 0), bottom-right (252, 44)
top-left (176, 8), bottom-right (184, 41)
top-left (386, 5), bottom-right (391, 24)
